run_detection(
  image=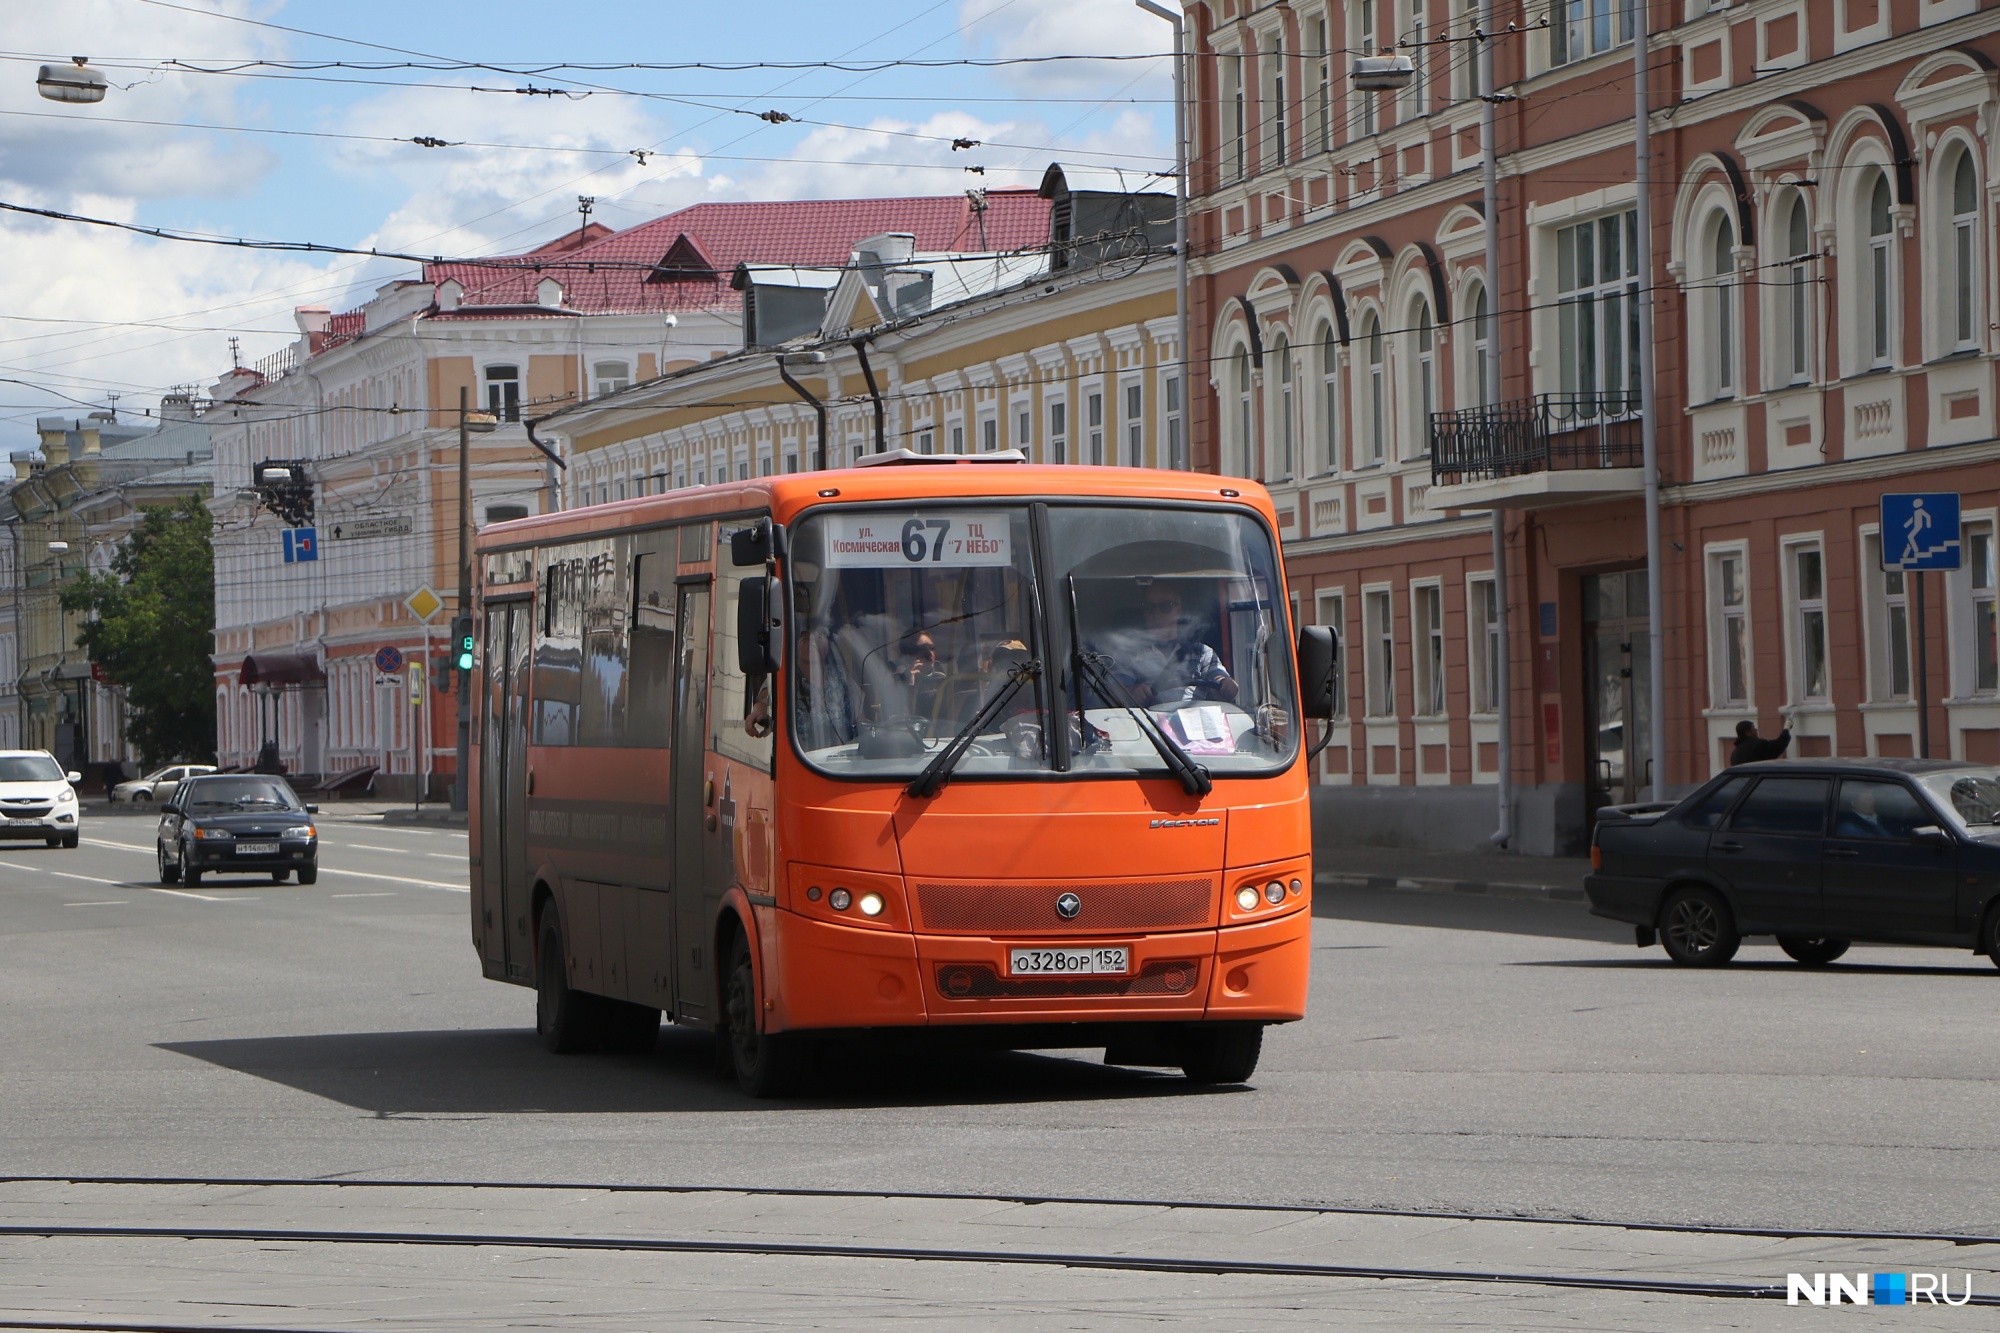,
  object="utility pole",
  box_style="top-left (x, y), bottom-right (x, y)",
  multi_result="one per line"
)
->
top-left (1136, 0), bottom-right (1188, 467)
top-left (1636, 0), bottom-right (1667, 802)
top-left (1479, 0), bottom-right (1511, 848)
top-left (451, 387), bottom-right (499, 811)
